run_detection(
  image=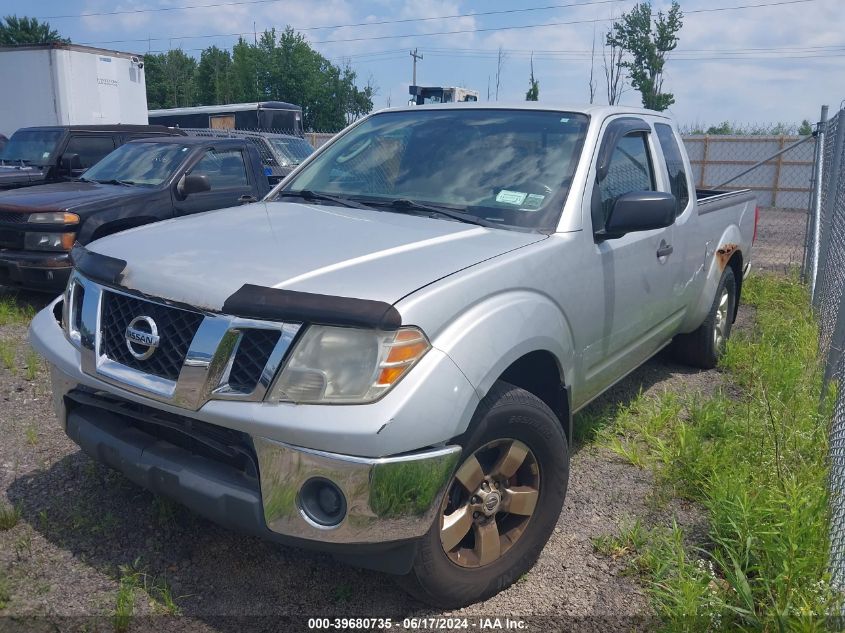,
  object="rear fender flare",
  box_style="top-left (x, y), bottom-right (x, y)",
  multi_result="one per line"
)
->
top-left (681, 224), bottom-right (743, 332)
